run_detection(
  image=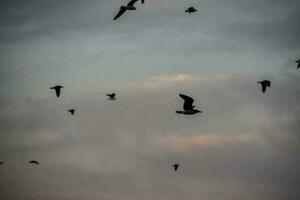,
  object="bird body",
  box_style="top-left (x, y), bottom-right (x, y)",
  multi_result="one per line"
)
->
top-left (0, 161), bottom-right (4, 165)
top-left (68, 109), bottom-right (75, 115)
top-left (258, 80), bottom-right (271, 93)
top-left (176, 94), bottom-right (201, 115)
top-left (172, 164), bottom-right (179, 171)
top-left (106, 93), bottom-right (117, 100)
top-left (296, 59), bottom-right (300, 69)
top-left (50, 85), bottom-right (63, 97)
top-left (185, 7), bottom-right (197, 13)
